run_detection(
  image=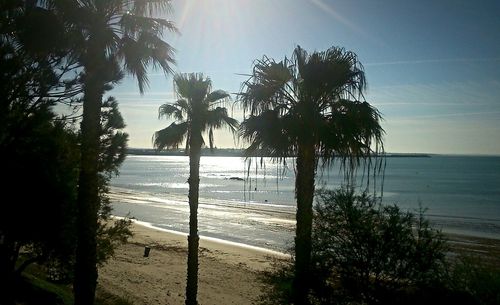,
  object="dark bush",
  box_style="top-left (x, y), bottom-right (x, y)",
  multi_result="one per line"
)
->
top-left (448, 255), bottom-right (500, 305)
top-left (259, 188), bottom-right (477, 305)
top-left (309, 188), bottom-right (449, 304)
